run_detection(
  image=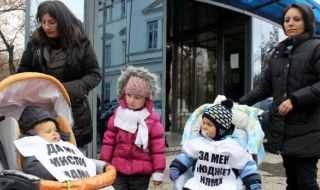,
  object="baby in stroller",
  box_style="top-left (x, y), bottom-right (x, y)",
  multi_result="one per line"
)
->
top-left (171, 95), bottom-right (266, 190)
top-left (169, 99), bottom-right (262, 190)
top-left (0, 73), bottom-right (116, 190)
top-left (14, 105), bottom-right (96, 182)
